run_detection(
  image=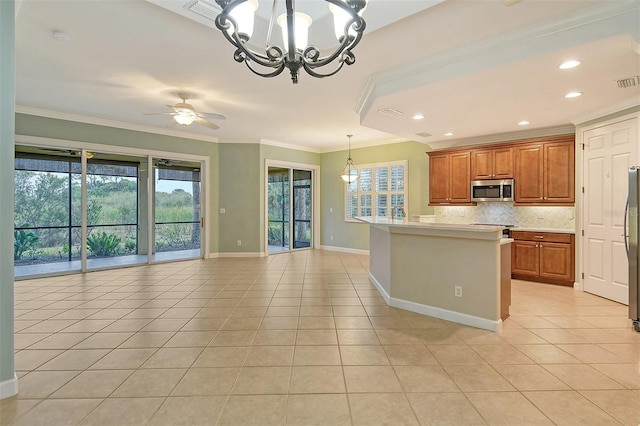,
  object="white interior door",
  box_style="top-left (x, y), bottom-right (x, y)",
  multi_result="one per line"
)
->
top-left (583, 116), bottom-right (638, 303)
